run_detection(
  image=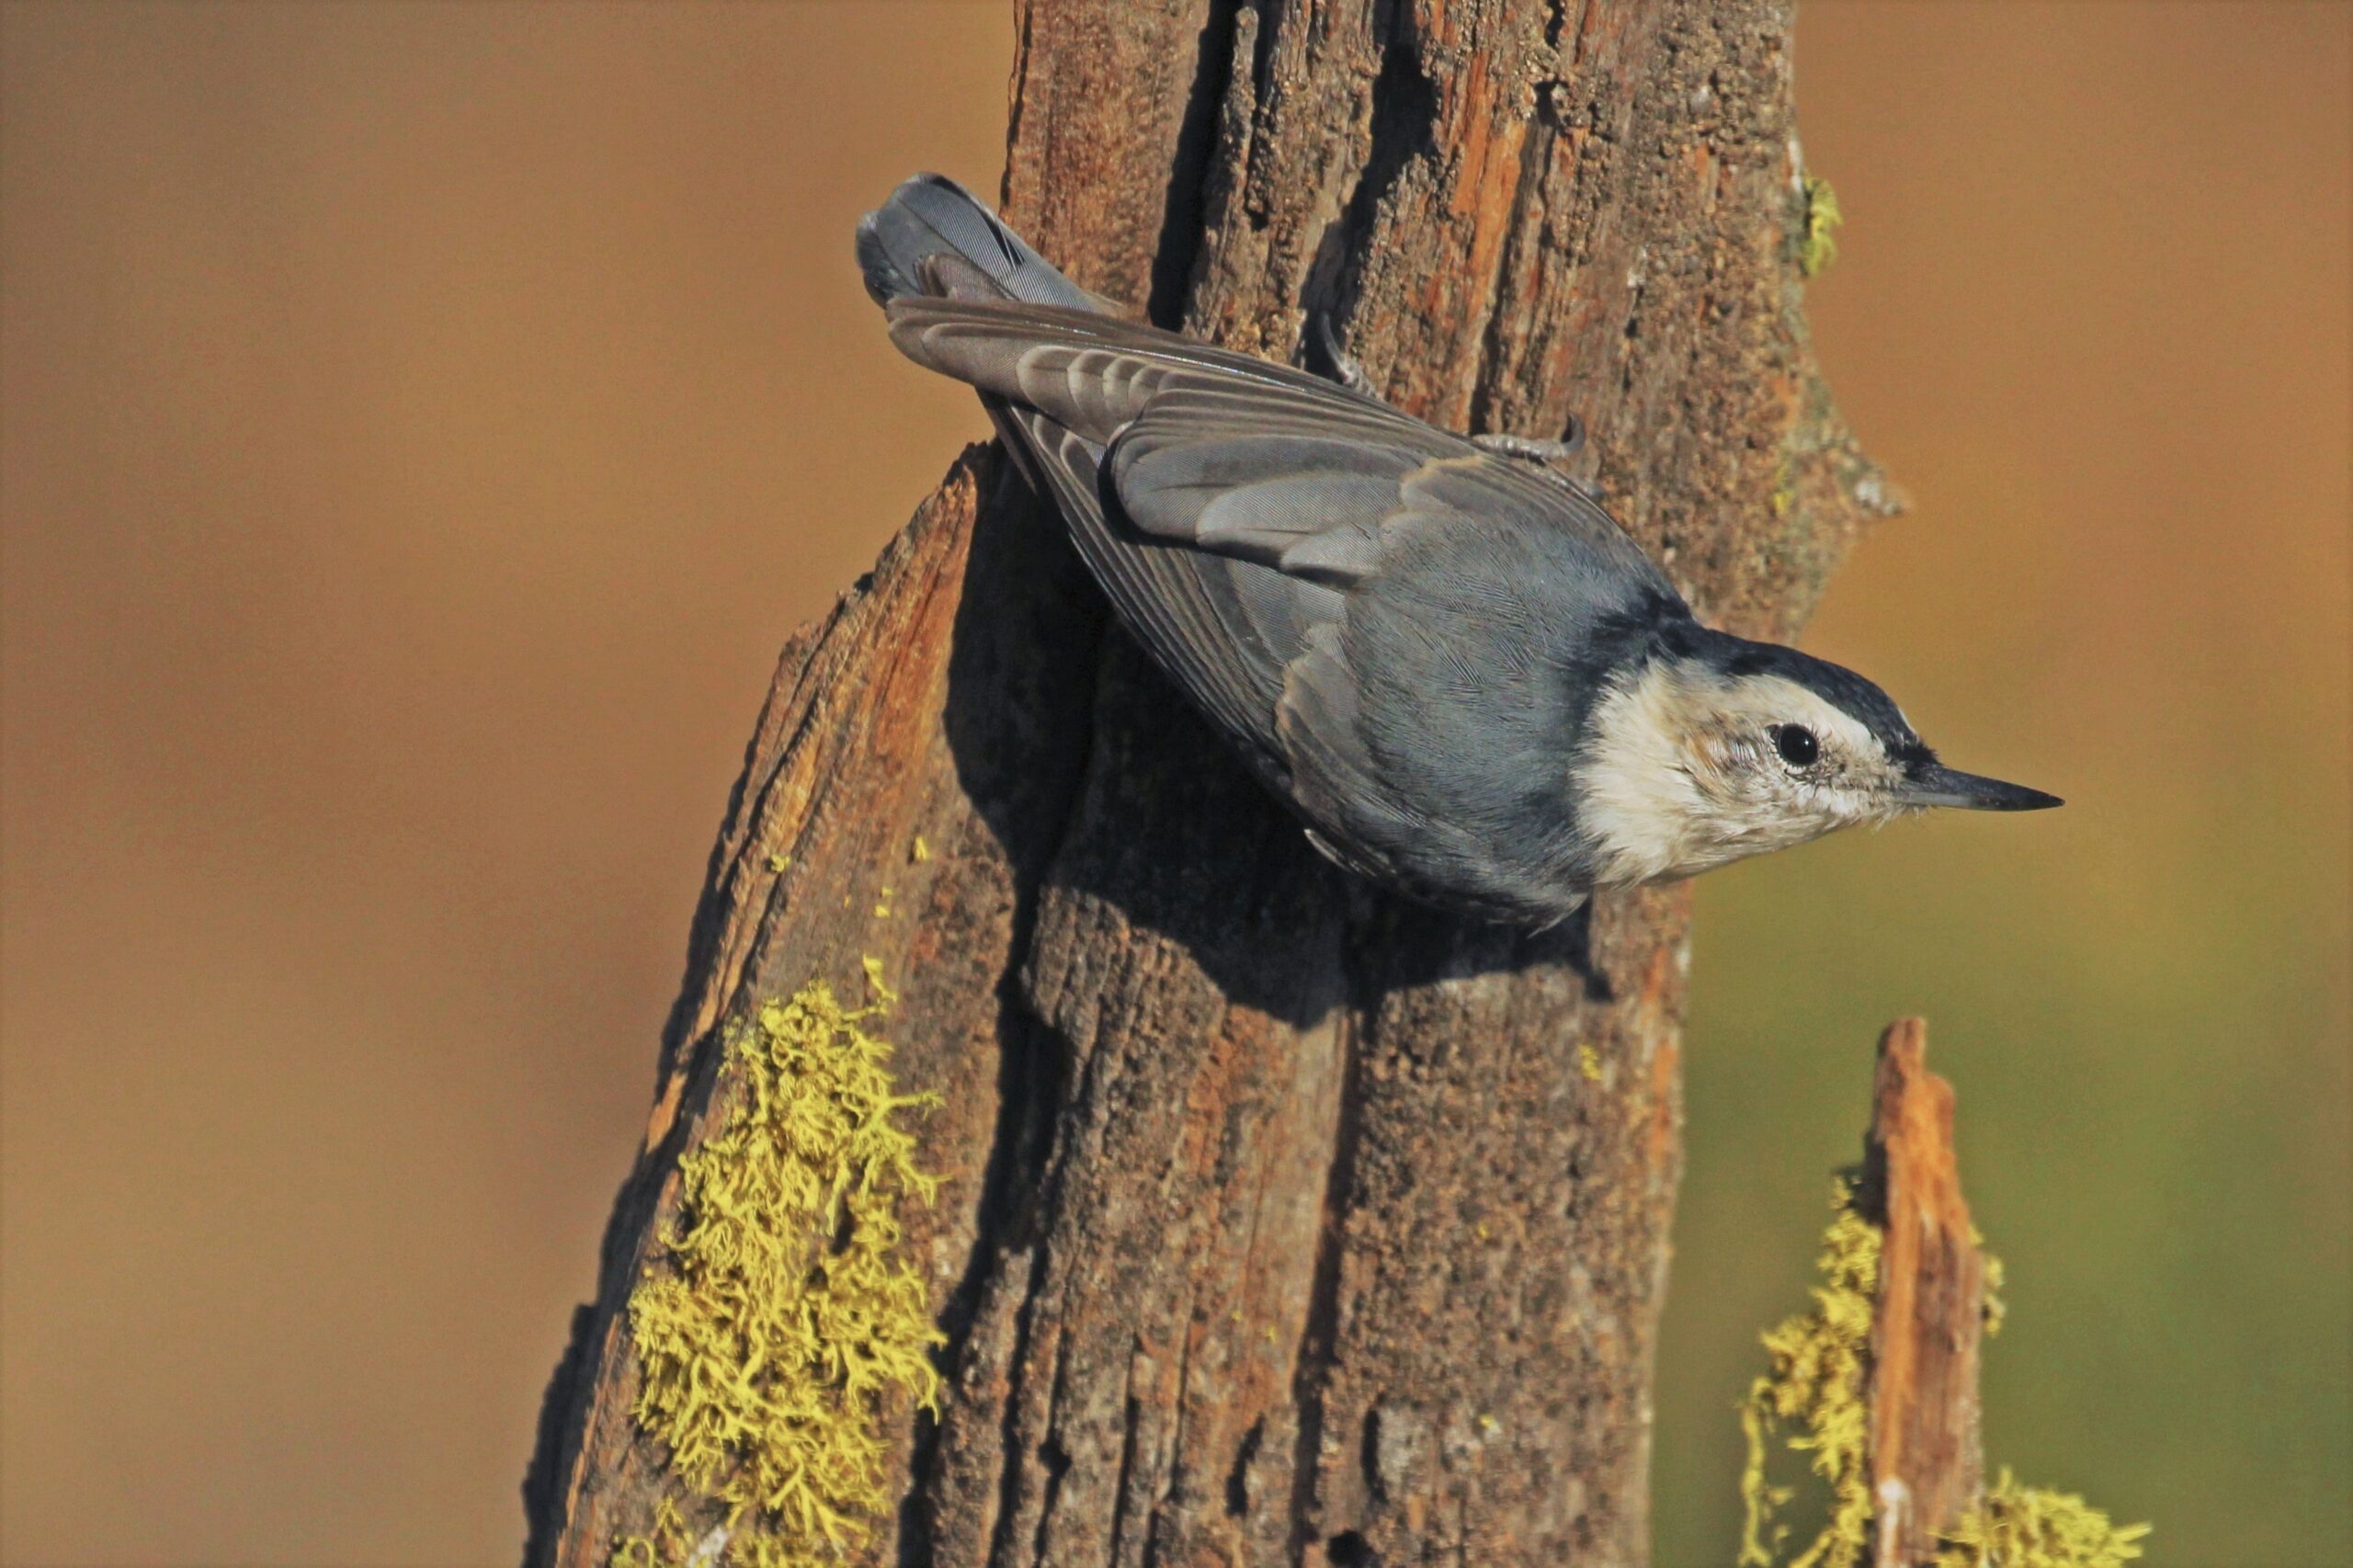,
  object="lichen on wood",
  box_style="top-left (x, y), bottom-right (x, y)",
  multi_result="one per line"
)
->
top-left (620, 966), bottom-right (943, 1565)
top-left (1736, 1020), bottom-right (2146, 1568)
top-left (1935, 1470), bottom-right (2152, 1568)
top-left (1796, 175), bottom-right (1843, 278)
top-left (1737, 1177), bottom-right (1881, 1568)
